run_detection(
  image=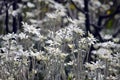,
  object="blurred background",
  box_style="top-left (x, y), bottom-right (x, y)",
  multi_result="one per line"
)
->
top-left (0, 0), bottom-right (120, 42)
